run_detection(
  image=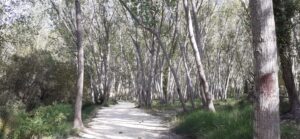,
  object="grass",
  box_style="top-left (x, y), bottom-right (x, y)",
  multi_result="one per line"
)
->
top-left (151, 100), bottom-right (182, 111)
top-left (281, 120), bottom-right (300, 139)
top-left (82, 103), bottom-right (99, 120)
top-left (152, 98), bottom-right (300, 139)
top-left (174, 99), bottom-right (253, 139)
